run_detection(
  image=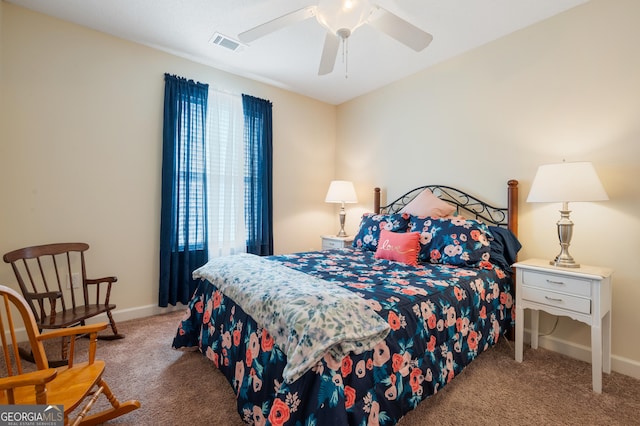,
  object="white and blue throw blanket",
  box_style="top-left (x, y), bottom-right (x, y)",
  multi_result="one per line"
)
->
top-left (192, 253), bottom-right (390, 383)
